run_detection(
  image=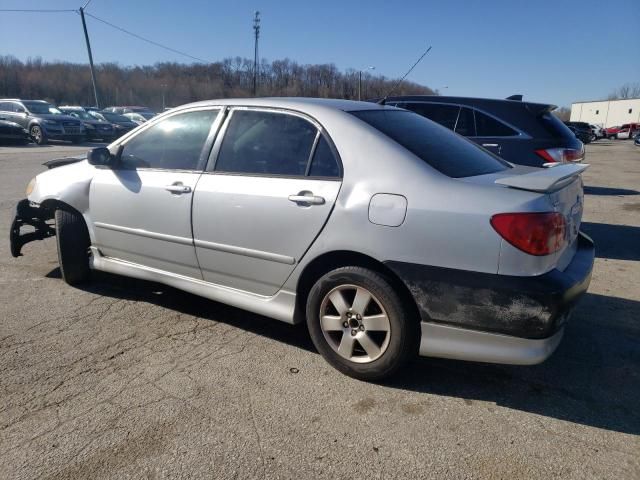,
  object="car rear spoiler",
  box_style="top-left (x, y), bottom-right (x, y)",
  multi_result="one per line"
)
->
top-left (495, 163), bottom-right (589, 193)
top-left (43, 156), bottom-right (86, 169)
